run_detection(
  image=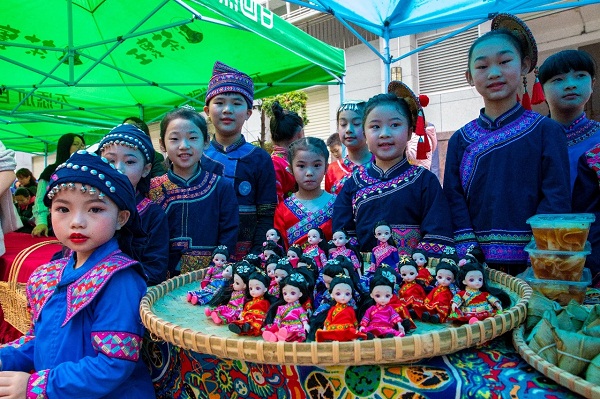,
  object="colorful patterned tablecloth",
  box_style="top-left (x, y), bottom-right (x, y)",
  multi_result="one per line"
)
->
top-left (143, 333), bottom-right (583, 399)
